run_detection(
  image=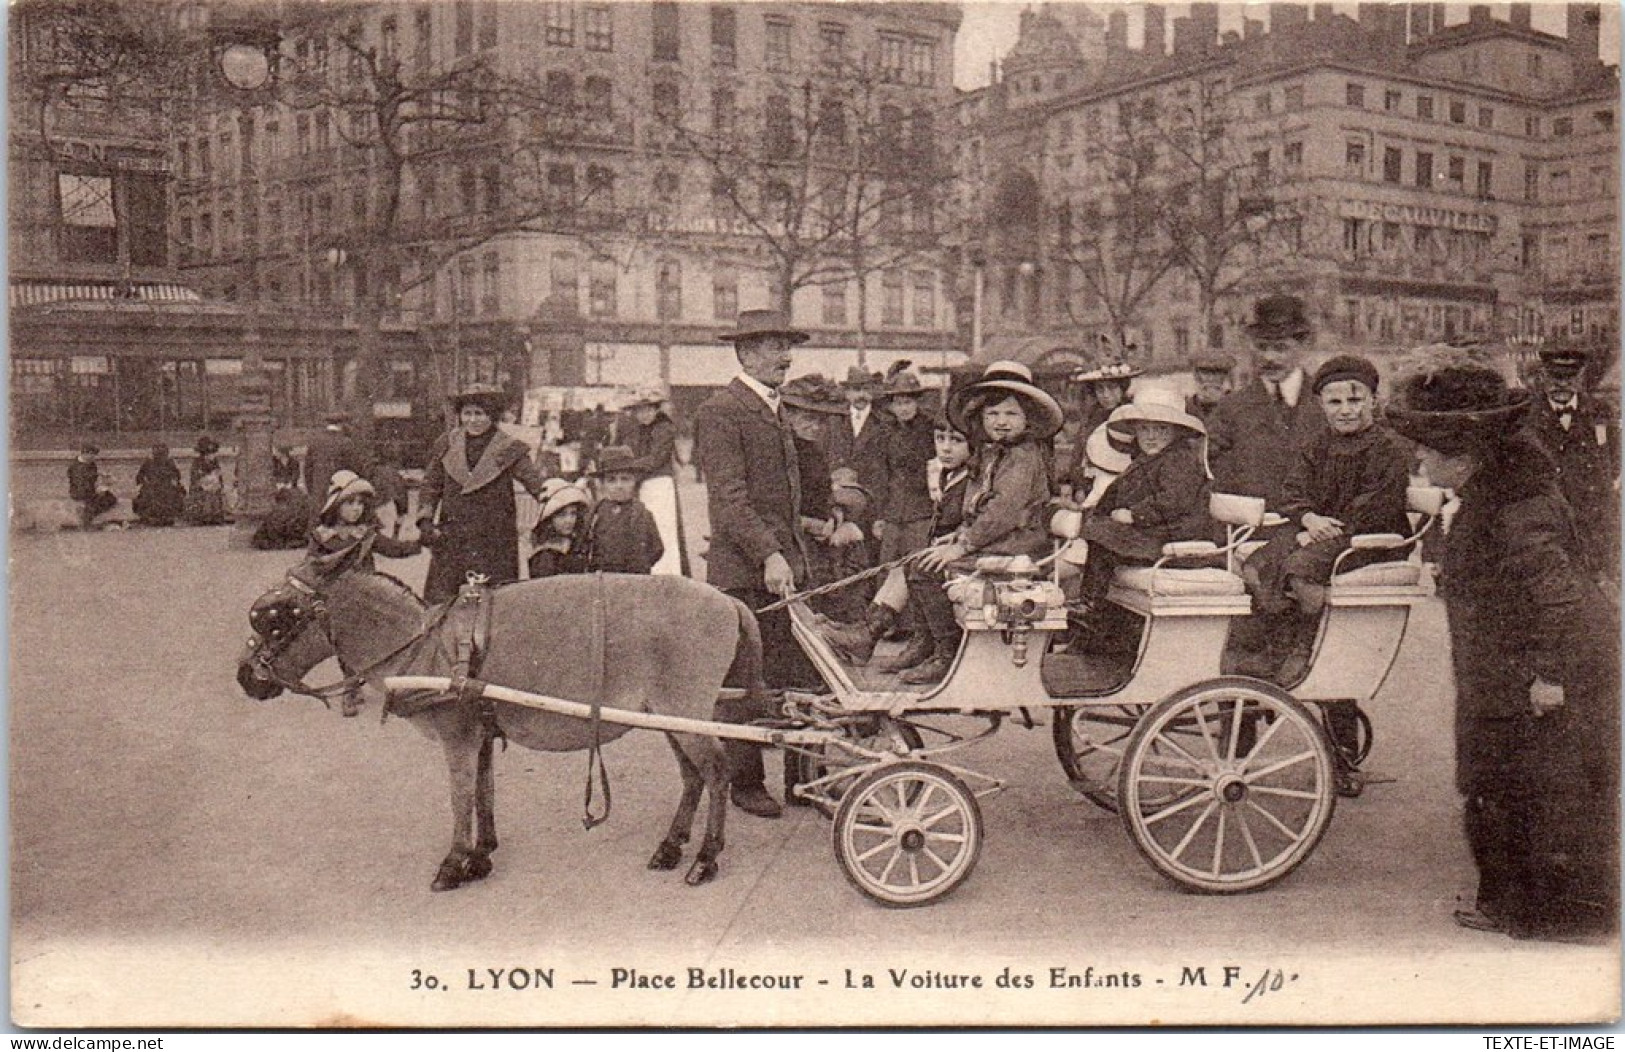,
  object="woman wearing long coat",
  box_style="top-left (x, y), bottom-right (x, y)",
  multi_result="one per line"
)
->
top-left (1387, 350), bottom-right (1619, 942)
top-left (133, 444), bottom-right (186, 526)
top-left (417, 385), bottom-right (548, 604)
top-left (622, 385), bottom-right (687, 576)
